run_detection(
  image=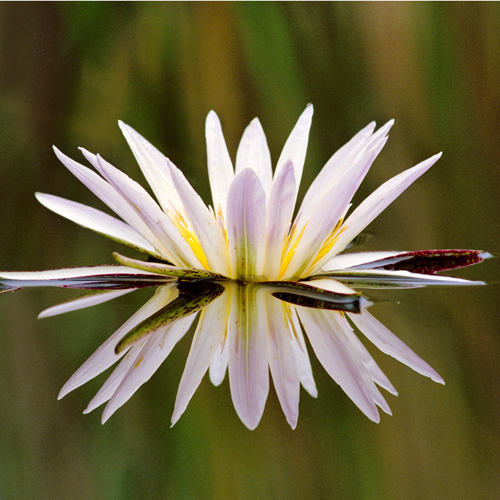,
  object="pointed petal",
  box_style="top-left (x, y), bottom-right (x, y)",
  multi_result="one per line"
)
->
top-left (167, 160), bottom-right (230, 275)
top-left (284, 137), bottom-right (389, 279)
top-left (95, 154), bottom-right (202, 268)
top-left (205, 111), bottom-right (234, 219)
top-left (226, 169), bottom-right (267, 280)
top-left (267, 296), bottom-right (300, 428)
top-left (101, 315), bottom-right (195, 422)
top-left (36, 193), bottom-right (157, 256)
top-left (171, 289), bottom-right (230, 425)
top-left (118, 121), bottom-right (183, 213)
top-left (348, 310), bottom-right (444, 383)
top-left (209, 340), bottom-right (229, 387)
top-left (334, 313), bottom-right (394, 414)
top-left (275, 104), bottom-right (313, 195)
top-left (289, 307), bottom-right (318, 398)
top-left (58, 286), bottom-right (177, 399)
top-left (263, 161), bottom-right (296, 280)
top-left (84, 334), bottom-right (150, 414)
top-left (297, 307), bottom-right (381, 422)
top-left (228, 284), bottom-right (269, 430)
top-left (38, 289), bottom-right (134, 318)
top-left (321, 269), bottom-right (485, 288)
top-left (0, 266), bottom-right (171, 290)
top-left (322, 251), bottom-right (405, 271)
top-left (54, 147), bottom-right (165, 256)
top-left (331, 153), bottom-right (442, 255)
top-left (235, 118), bottom-right (273, 200)
top-left (298, 120), bottom-right (390, 226)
